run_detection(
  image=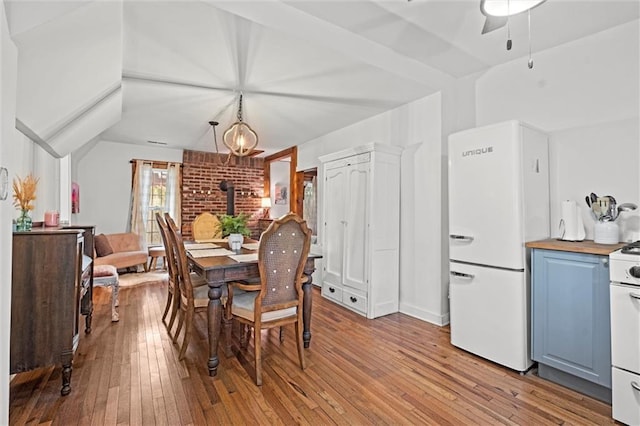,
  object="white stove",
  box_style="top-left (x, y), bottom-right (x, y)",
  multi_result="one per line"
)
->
top-left (610, 241), bottom-right (640, 425)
